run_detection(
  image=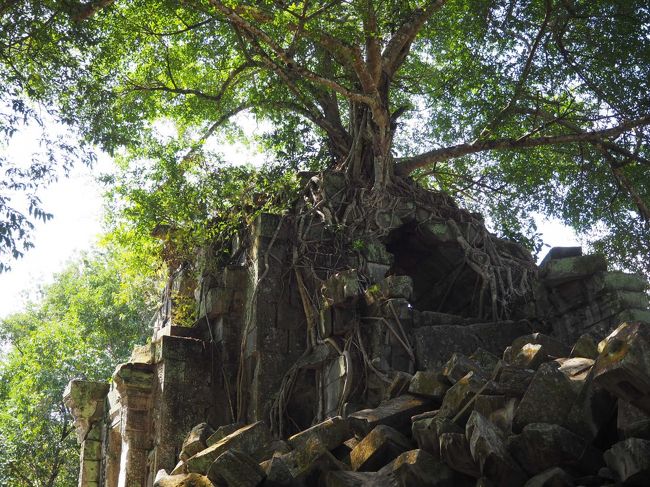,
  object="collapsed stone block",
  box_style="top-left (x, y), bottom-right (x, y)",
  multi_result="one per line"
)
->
top-left (522, 467), bottom-right (574, 487)
top-left (350, 424), bottom-right (411, 471)
top-left (348, 394), bottom-right (431, 436)
top-left (493, 363), bottom-right (535, 397)
top-left (570, 334), bottom-right (599, 359)
top-left (413, 326), bottom-right (479, 371)
top-left (466, 411), bottom-right (527, 485)
top-left (469, 348), bottom-right (500, 374)
top-left (439, 372), bottom-right (501, 423)
top-left (181, 423), bottom-right (216, 461)
top-left (206, 422), bottom-right (244, 446)
top-left (323, 471), bottom-right (387, 487)
top-left (408, 371), bottom-right (450, 401)
top-left (379, 449), bottom-right (456, 487)
top-left (439, 432), bottom-right (480, 478)
top-left (206, 449), bottom-right (266, 487)
top-left (186, 421), bottom-right (272, 474)
top-left (541, 254), bottom-right (607, 286)
top-left (618, 400), bottom-right (650, 440)
top-left (442, 353), bottom-right (488, 384)
top-left (289, 416), bottom-right (351, 452)
top-left (322, 270), bottom-right (361, 307)
top-left (281, 440), bottom-right (350, 484)
top-left (604, 438), bottom-right (650, 485)
top-left (153, 472), bottom-right (214, 487)
top-left (509, 333), bottom-right (570, 362)
top-left (509, 423), bottom-right (602, 475)
top-left (412, 414), bottom-right (461, 459)
top-left (593, 322), bottom-right (650, 415)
